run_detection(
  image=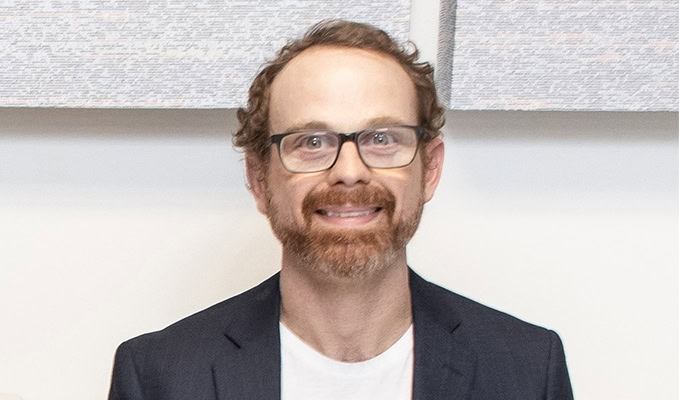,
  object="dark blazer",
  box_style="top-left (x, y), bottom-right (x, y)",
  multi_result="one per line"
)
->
top-left (109, 269), bottom-right (573, 399)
